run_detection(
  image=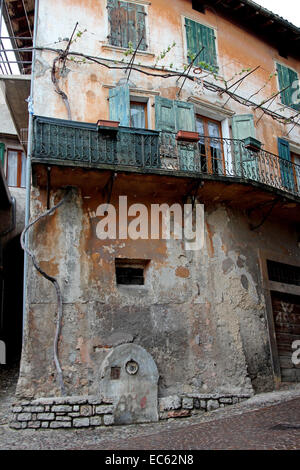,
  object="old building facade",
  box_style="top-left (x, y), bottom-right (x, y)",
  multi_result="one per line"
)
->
top-left (2, 0), bottom-right (300, 426)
